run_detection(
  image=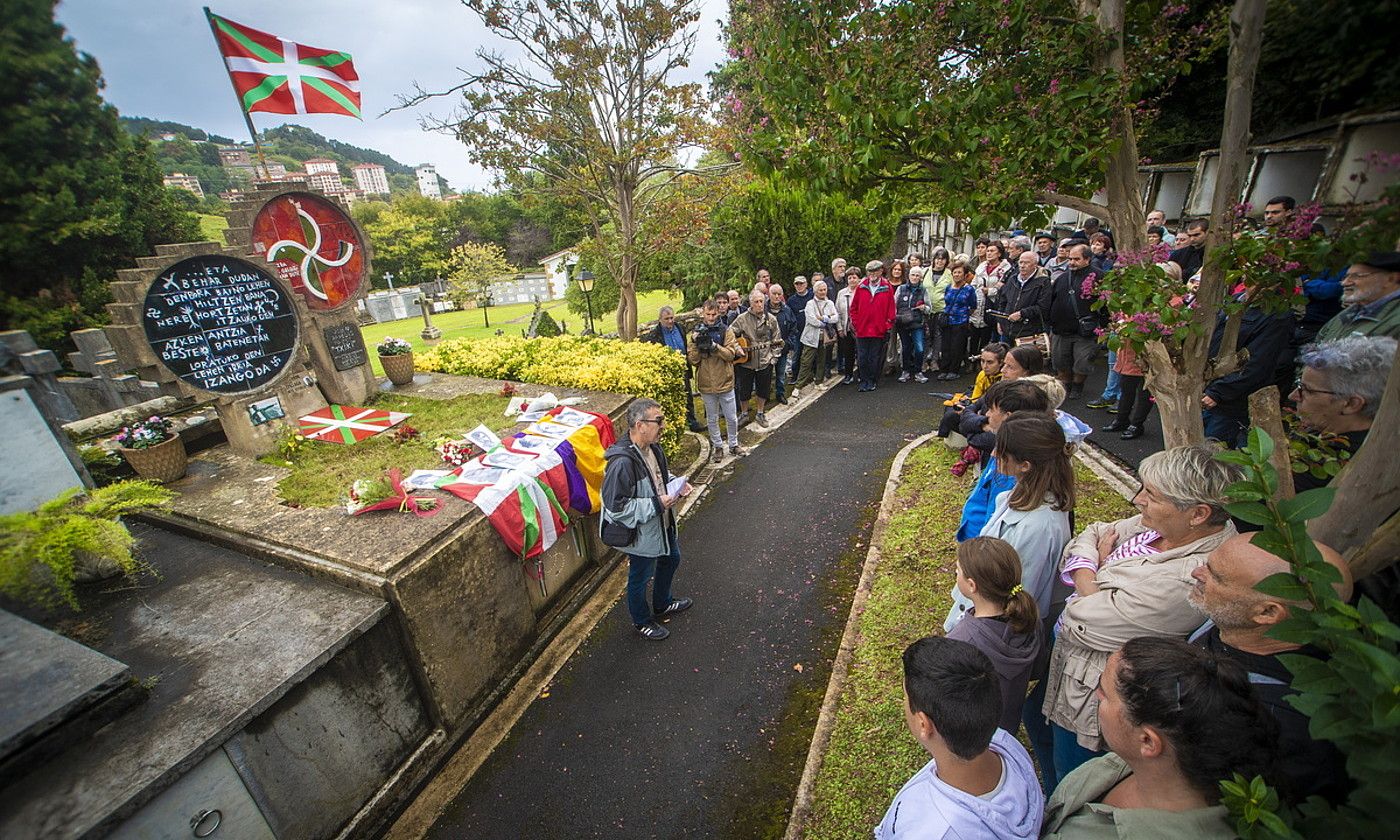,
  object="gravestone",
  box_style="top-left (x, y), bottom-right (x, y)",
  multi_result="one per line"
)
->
top-left (103, 239), bottom-right (324, 458)
top-left (0, 380), bottom-right (86, 515)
